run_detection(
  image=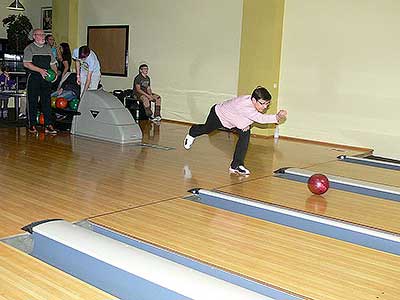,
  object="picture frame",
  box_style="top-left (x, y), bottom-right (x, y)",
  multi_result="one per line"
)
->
top-left (41, 7), bottom-right (52, 33)
top-left (87, 25), bottom-right (129, 77)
